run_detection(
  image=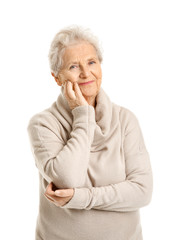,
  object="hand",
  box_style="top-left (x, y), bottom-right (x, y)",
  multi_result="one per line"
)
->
top-left (44, 182), bottom-right (75, 207)
top-left (63, 80), bottom-right (88, 110)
